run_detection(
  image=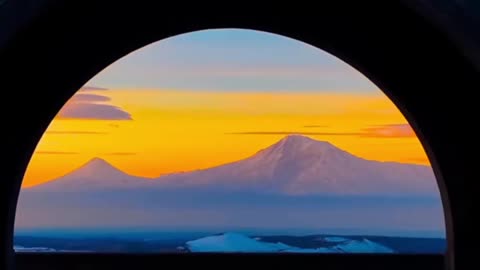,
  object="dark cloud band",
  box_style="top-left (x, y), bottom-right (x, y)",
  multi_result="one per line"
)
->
top-left (35, 151), bottom-right (79, 155)
top-left (102, 152), bottom-right (137, 156)
top-left (46, 131), bottom-right (109, 135)
top-left (227, 124), bottom-right (416, 138)
top-left (226, 131), bottom-right (361, 136)
top-left (57, 103), bottom-right (132, 120)
top-left (303, 125), bottom-right (329, 128)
